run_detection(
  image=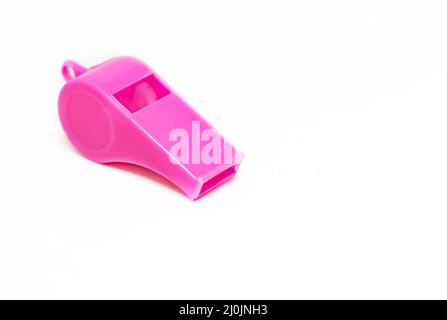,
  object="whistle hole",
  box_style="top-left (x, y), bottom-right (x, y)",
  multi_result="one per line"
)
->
top-left (114, 74), bottom-right (171, 113)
